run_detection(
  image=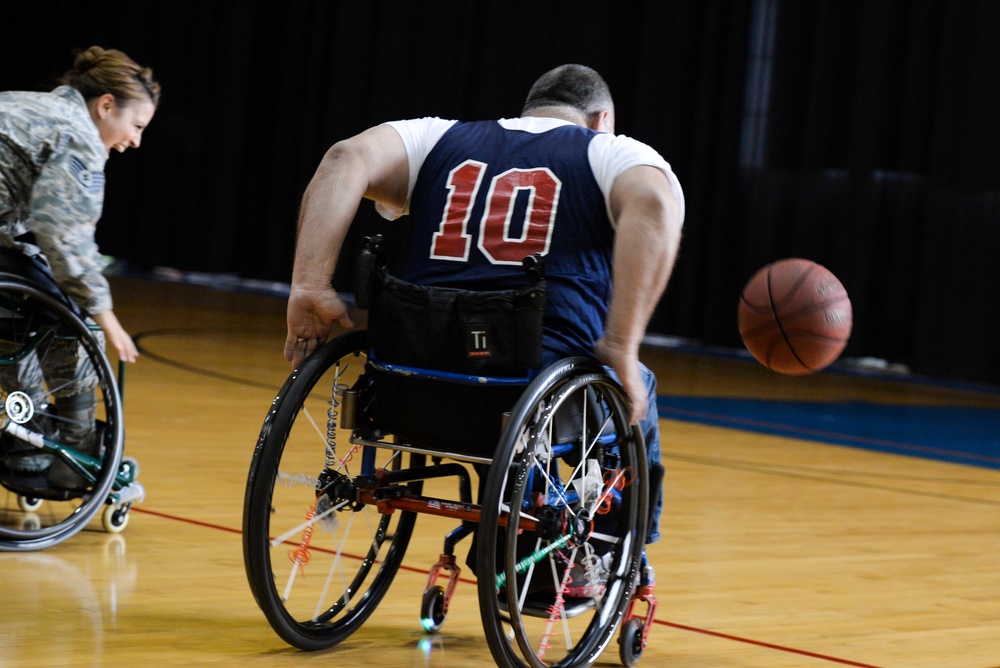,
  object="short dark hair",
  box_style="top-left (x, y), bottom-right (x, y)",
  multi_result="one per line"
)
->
top-left (522, 64), bottom-right (613, 120)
